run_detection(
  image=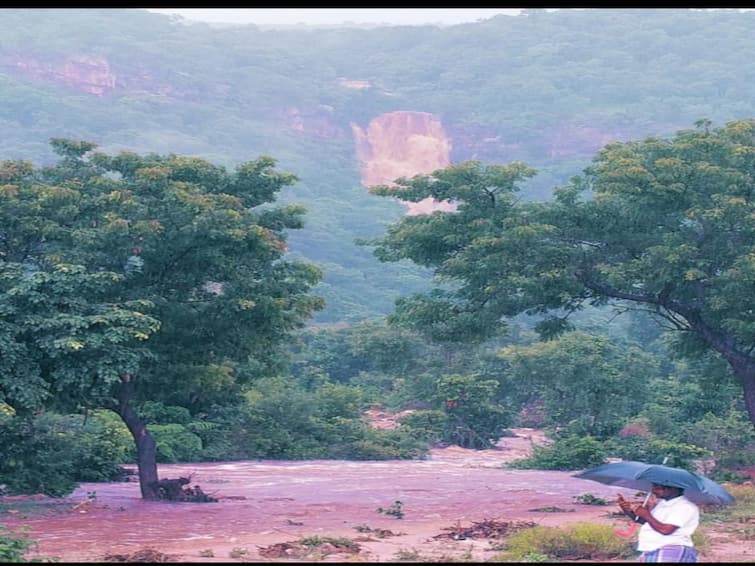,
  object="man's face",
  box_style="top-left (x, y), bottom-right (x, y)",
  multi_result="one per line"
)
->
top-left (651, 484), bottom-right (680, 499)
